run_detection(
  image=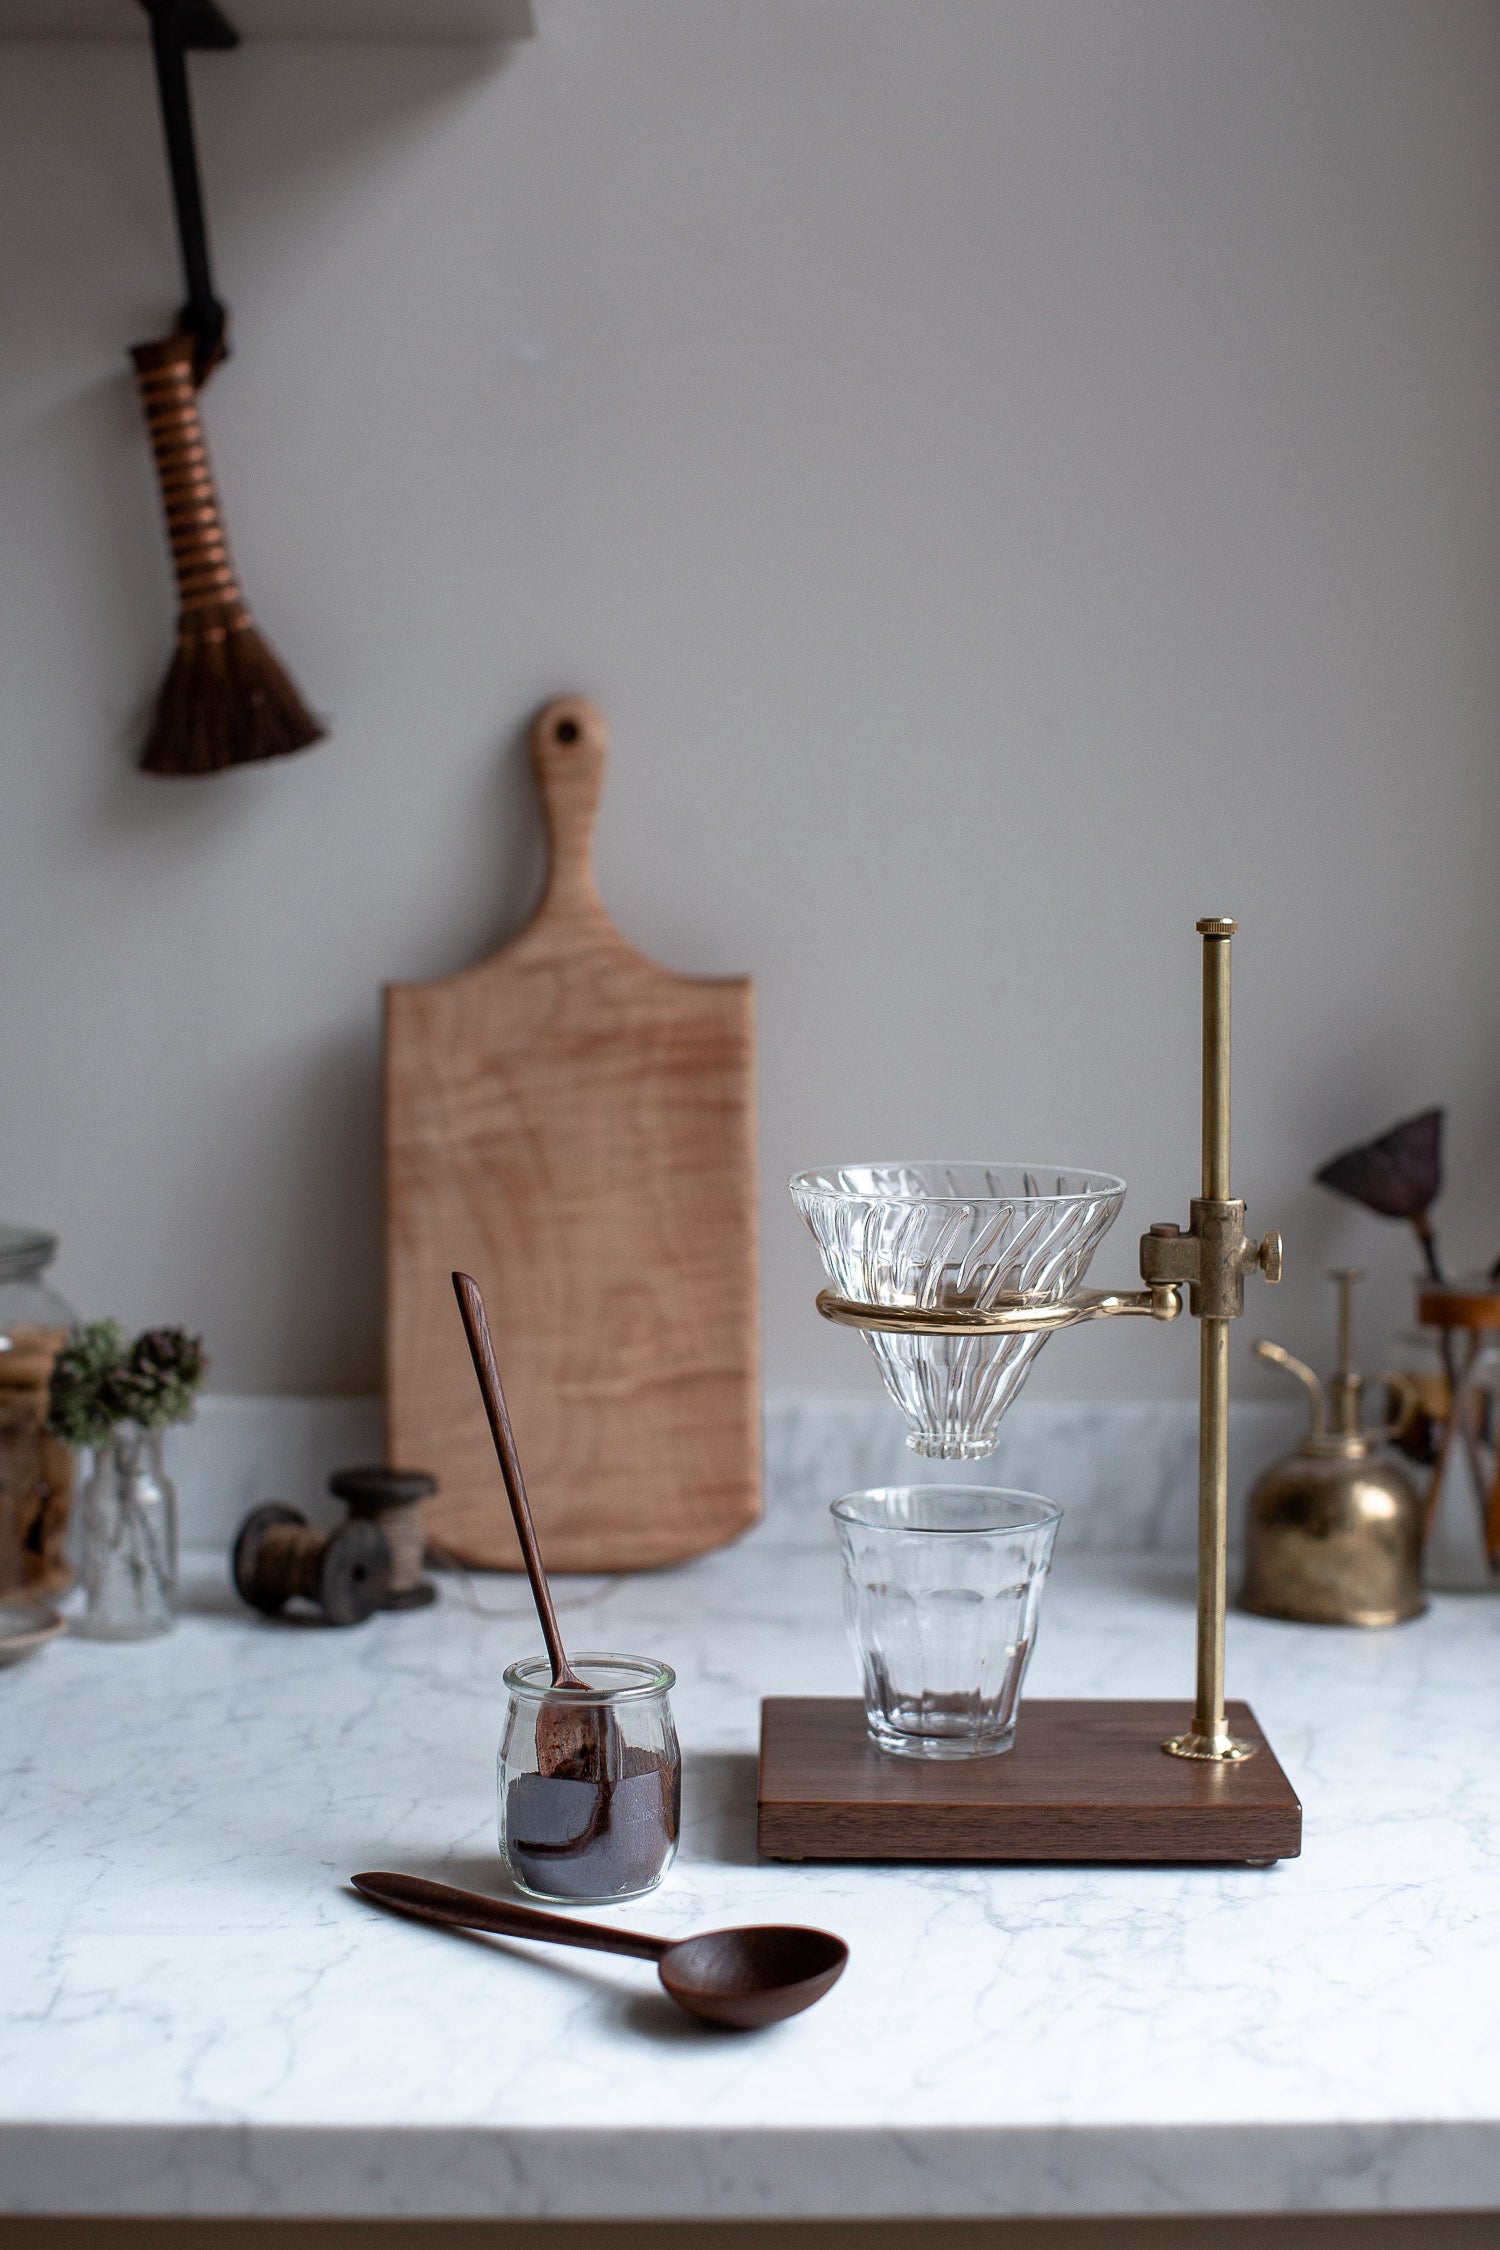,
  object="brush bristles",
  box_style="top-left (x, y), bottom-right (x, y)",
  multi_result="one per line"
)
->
top-left (140, 608), bottom-right (327, 779)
